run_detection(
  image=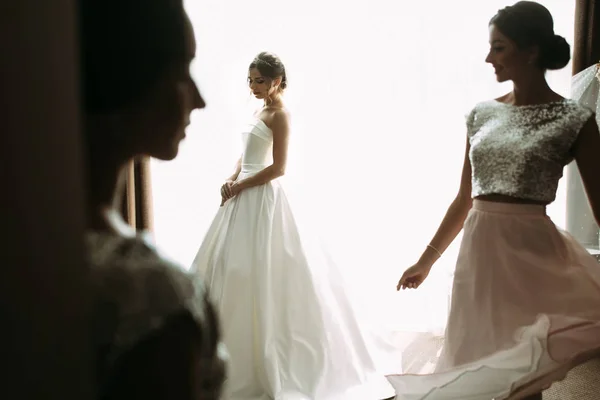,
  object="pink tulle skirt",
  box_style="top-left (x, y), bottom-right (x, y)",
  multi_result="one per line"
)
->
top-left (387, 200), bottom-right (600, 400)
